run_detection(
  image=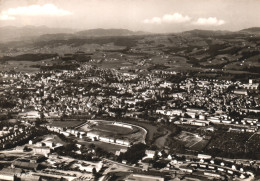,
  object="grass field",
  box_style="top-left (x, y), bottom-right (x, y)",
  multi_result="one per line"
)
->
top-left (79, 120), bottom-right (145, 144)
top-left (0, 59), bottom-right (55, 73)
top-left (78, 121), bottom-right (138, 153)
top-left (0, 61), bottom-right (39, 73)
top-left (94, 124), bottom-right (135, 135)
top-left (120, 120), bottom-right (157, 143)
